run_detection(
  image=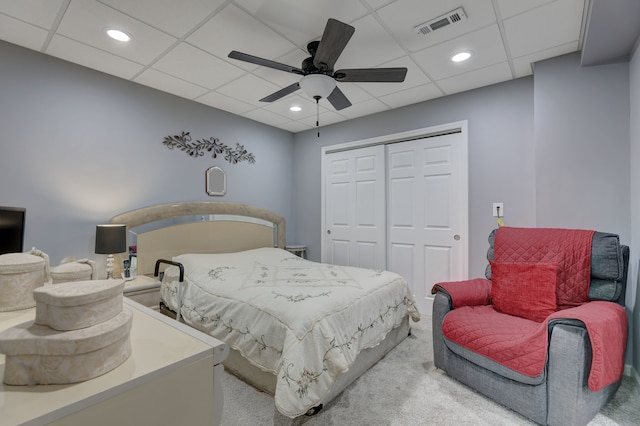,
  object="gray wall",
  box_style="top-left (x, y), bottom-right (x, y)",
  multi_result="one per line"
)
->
top-left (293, 51), bottom-right (635, 367)
top-left (630, 42), bottom-right (640, 377)
top-left (0, 40), bottom-right (295, 268)
top-left (534, 54), bottom-right (630, 235)
top-left (533, 52), bottom-right (632, 364)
